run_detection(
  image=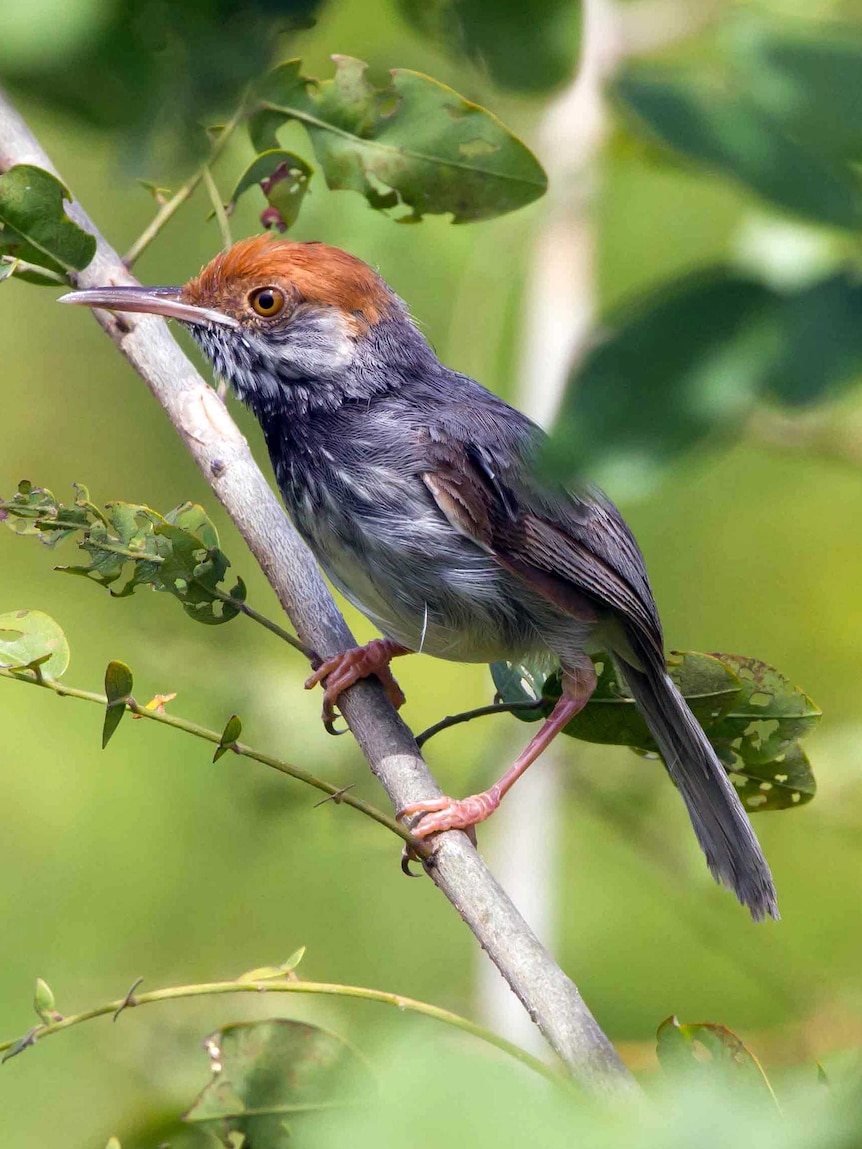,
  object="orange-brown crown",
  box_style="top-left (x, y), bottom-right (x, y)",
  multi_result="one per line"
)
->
top-left (180, 235), bottom-right (393, 333)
